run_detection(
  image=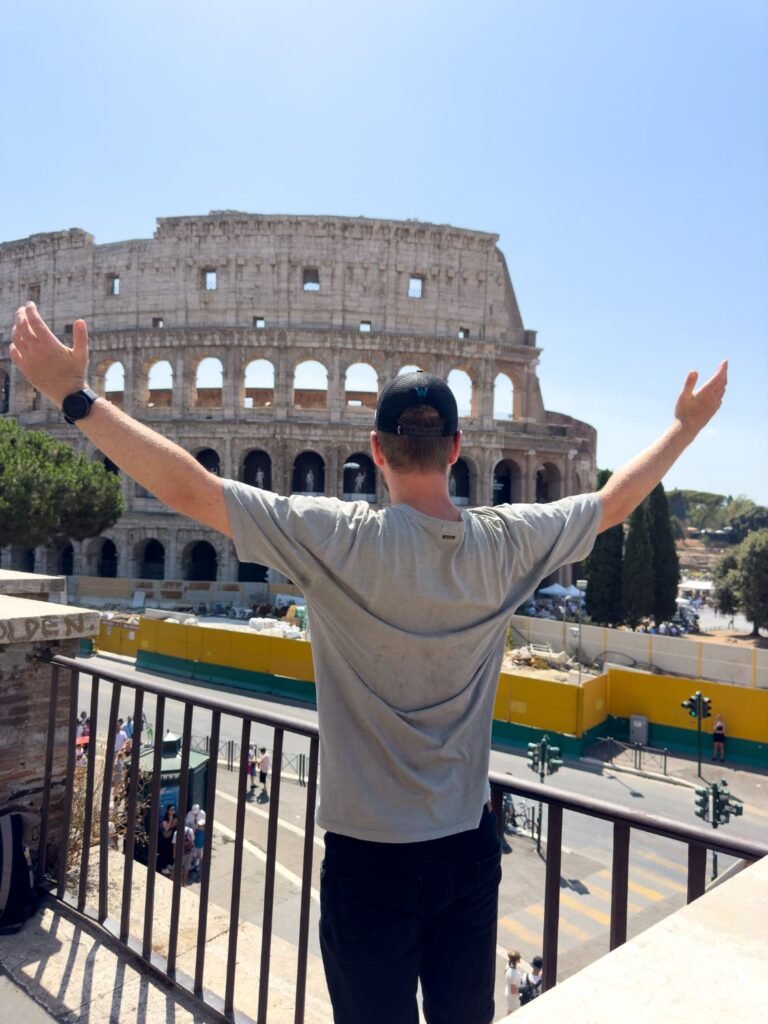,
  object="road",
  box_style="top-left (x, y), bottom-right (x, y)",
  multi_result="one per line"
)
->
top-left (73, 654), bottom-right (768, 1017)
